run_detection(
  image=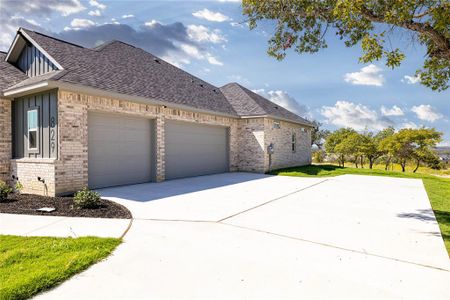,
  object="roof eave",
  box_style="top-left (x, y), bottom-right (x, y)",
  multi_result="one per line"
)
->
top-left (3, 80), bottom-right (239, 119)
top-left (240, 114), bottom-right (314, 127)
